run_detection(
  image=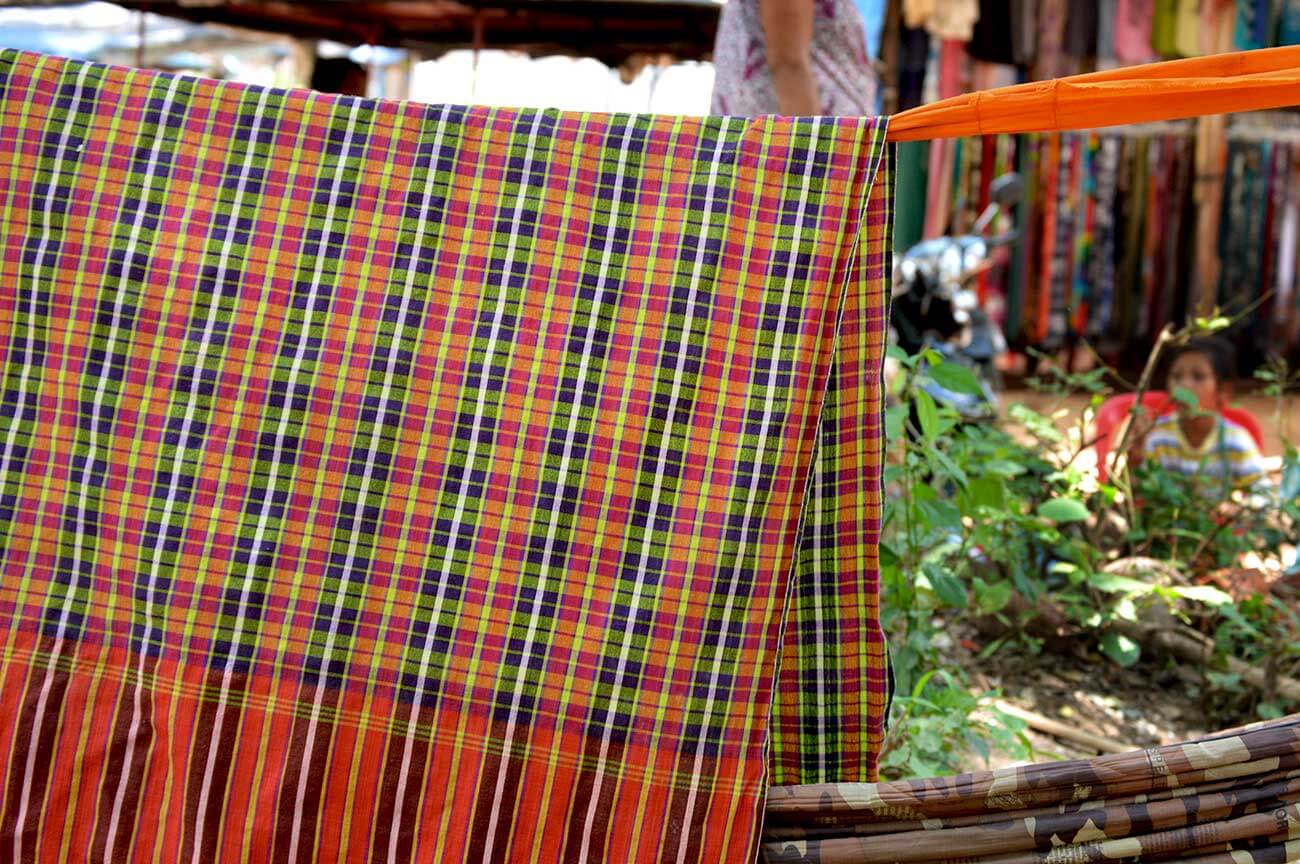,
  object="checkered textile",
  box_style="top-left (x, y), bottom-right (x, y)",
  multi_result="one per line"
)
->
top-left (0, 49), bottom-right (890, 863)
